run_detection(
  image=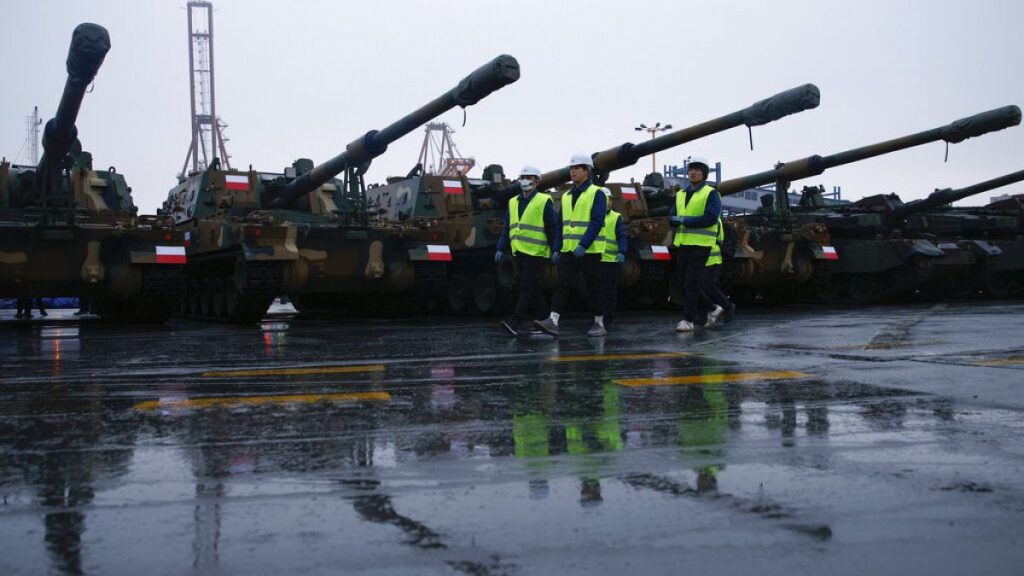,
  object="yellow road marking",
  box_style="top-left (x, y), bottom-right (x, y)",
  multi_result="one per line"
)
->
top-left (134, 391), bottom-right (391, 411)
top-left (552, 352), bottom-right (695, 362)
top-left (977, 358), bottom-right (1024, 367)
top-left (615, 370), bottom-right (811, 387)
top-left (201, 364), bottom-right (386, 378)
